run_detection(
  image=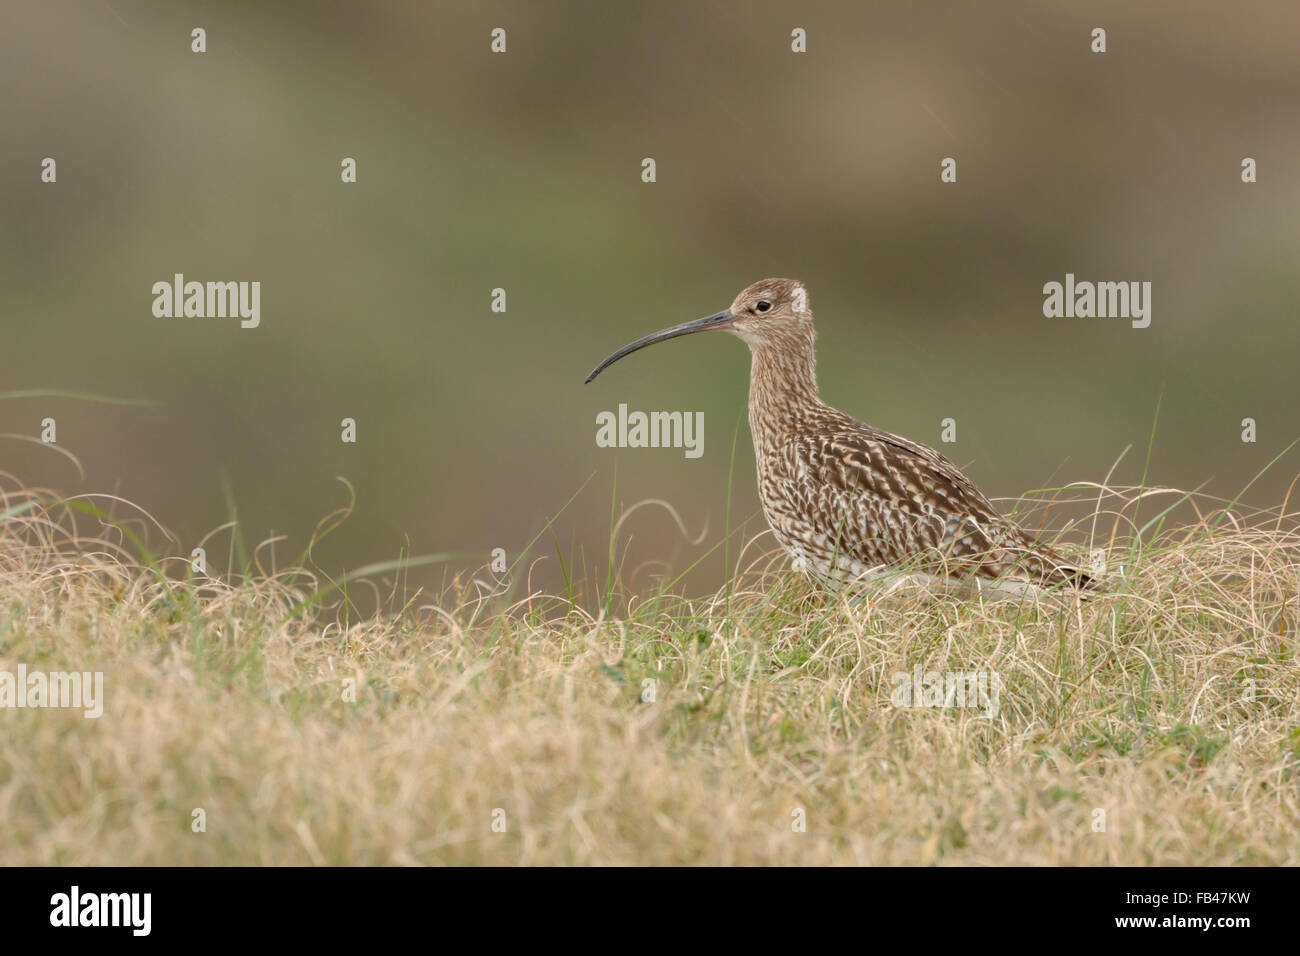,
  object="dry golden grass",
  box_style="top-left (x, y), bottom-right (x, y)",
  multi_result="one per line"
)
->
top-left (1, 476), bottom-right (1298, 865)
